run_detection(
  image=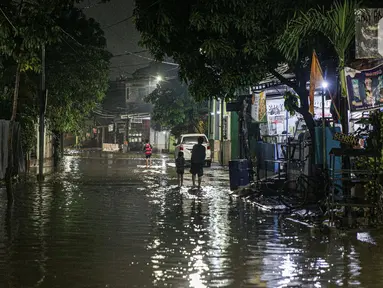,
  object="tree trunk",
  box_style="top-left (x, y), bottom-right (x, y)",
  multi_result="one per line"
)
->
top-left (5, 63), bottom-right (21, 203)
top-left (53, 130), bottom-right (60, 168)
top-left (339, 65), bottom-right (349, 133)
top-left (60, 133), bottom-right (64, 157)
top-left (295, 88), bottom-right (316, 173)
